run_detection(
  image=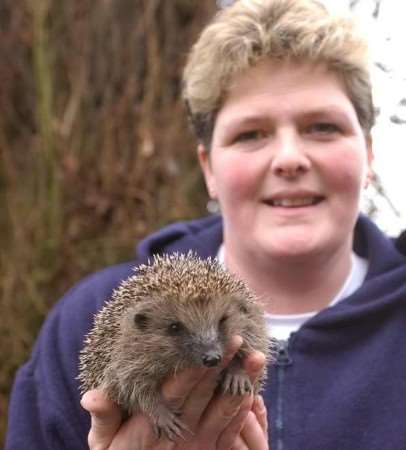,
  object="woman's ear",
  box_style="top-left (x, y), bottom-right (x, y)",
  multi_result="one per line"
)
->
top-left (197, 143), bottom-right (217, 198)
top-left (364, 134), bottom-right (374, 188)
